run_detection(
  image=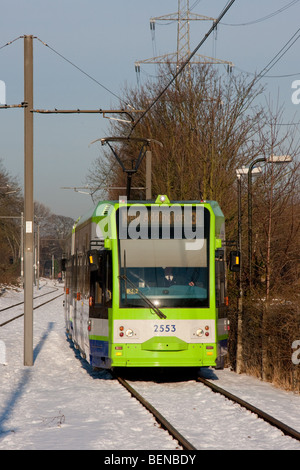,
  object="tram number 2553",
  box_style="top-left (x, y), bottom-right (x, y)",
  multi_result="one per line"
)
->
top-left (154, 324), bottom-right (176, 333)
